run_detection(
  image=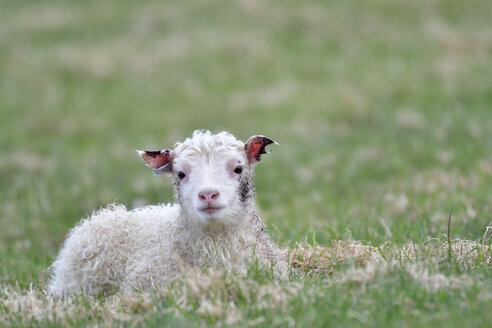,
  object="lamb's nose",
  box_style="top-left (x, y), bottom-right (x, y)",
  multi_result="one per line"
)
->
top-left (198, 190), bottom-right (220, 203)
